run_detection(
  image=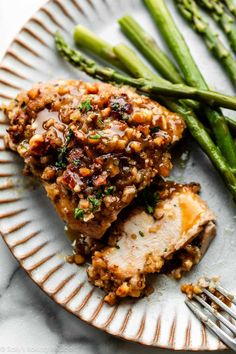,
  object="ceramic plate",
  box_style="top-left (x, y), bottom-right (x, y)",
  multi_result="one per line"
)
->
top-left (0, 0), bottom-right (236, 350)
